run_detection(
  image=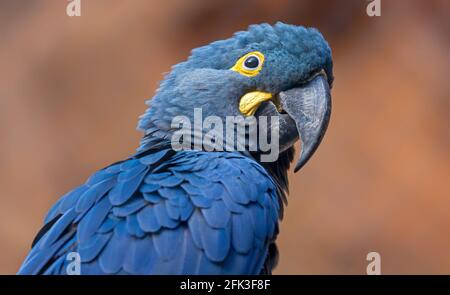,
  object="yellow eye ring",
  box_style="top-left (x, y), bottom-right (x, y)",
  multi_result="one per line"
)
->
top-left (230, 51), bottom-right (265, 77)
